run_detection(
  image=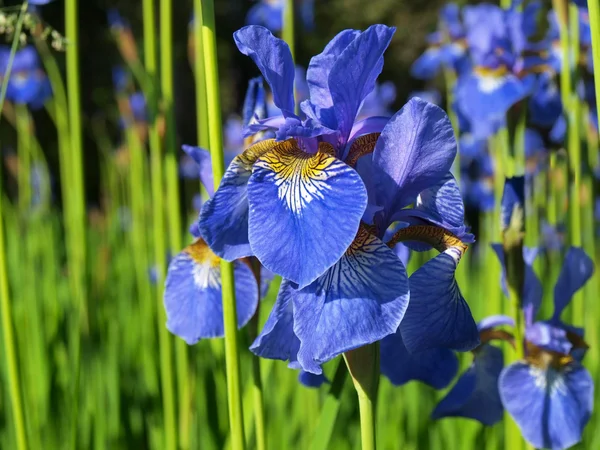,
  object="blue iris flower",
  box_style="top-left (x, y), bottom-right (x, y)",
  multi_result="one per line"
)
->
top-left (0, 46), bottom-right (52, 109)
top-left (200, 25), bottom-right (478, 374)
top-left (246, 0), bottom-right (315, 33)
top-left (252, 98), bottom-right (479, 373)
top-left (499, 247), bottom-right (595, 450)
top-left (357, 81), bottom-right (396, 119)
top-left (432, 315), bottom-right (514, 425)
top-left (411, 3), bottom-right (470, 80)
top-left (454, 2), bottom-right (547, 139)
